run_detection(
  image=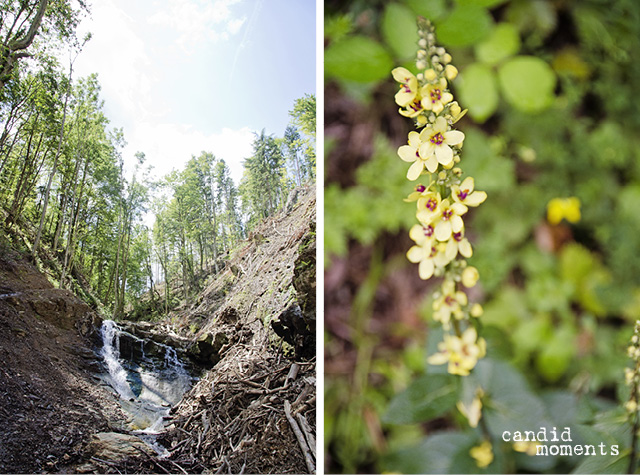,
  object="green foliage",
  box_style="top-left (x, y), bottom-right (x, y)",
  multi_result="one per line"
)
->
top-left (325, 36), bottom-right (394, 83)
